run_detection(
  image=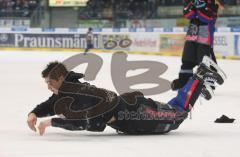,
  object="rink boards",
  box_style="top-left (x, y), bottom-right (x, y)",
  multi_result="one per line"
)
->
top-left (0, 27), bottom-right (240, 60)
